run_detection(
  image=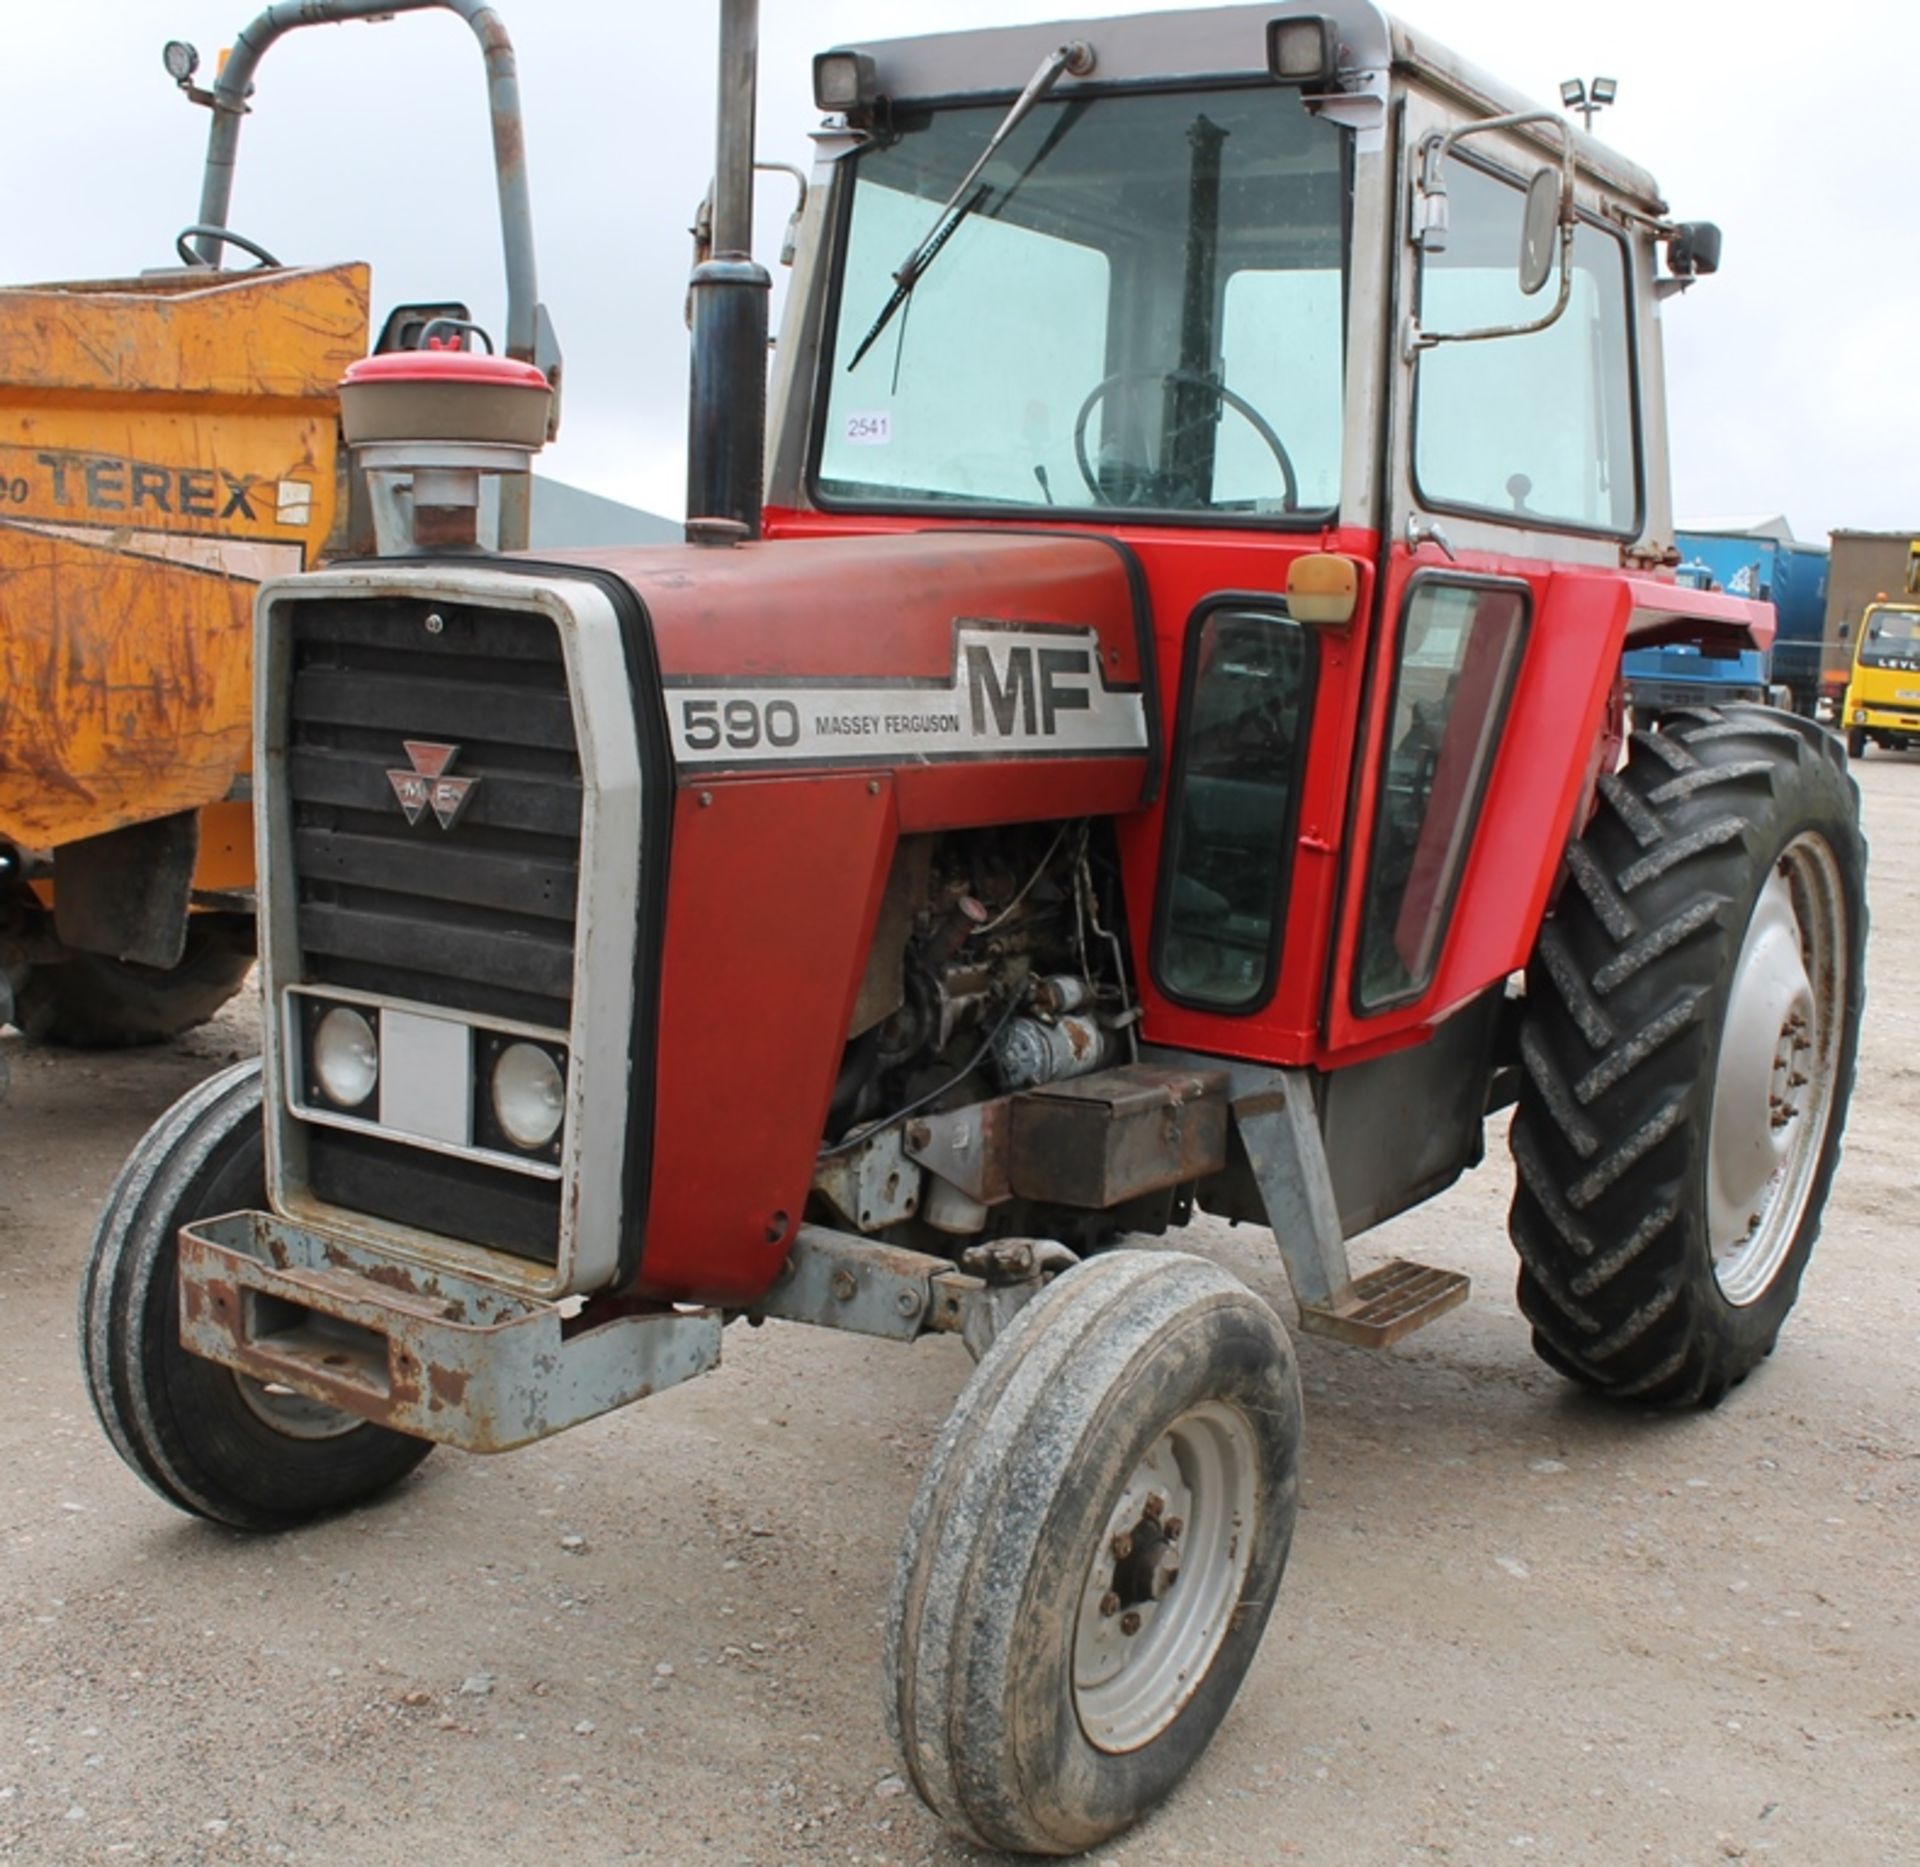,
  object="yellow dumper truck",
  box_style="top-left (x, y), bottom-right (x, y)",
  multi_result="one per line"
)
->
top-left (0, 0), bottom-right (555, 1045)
